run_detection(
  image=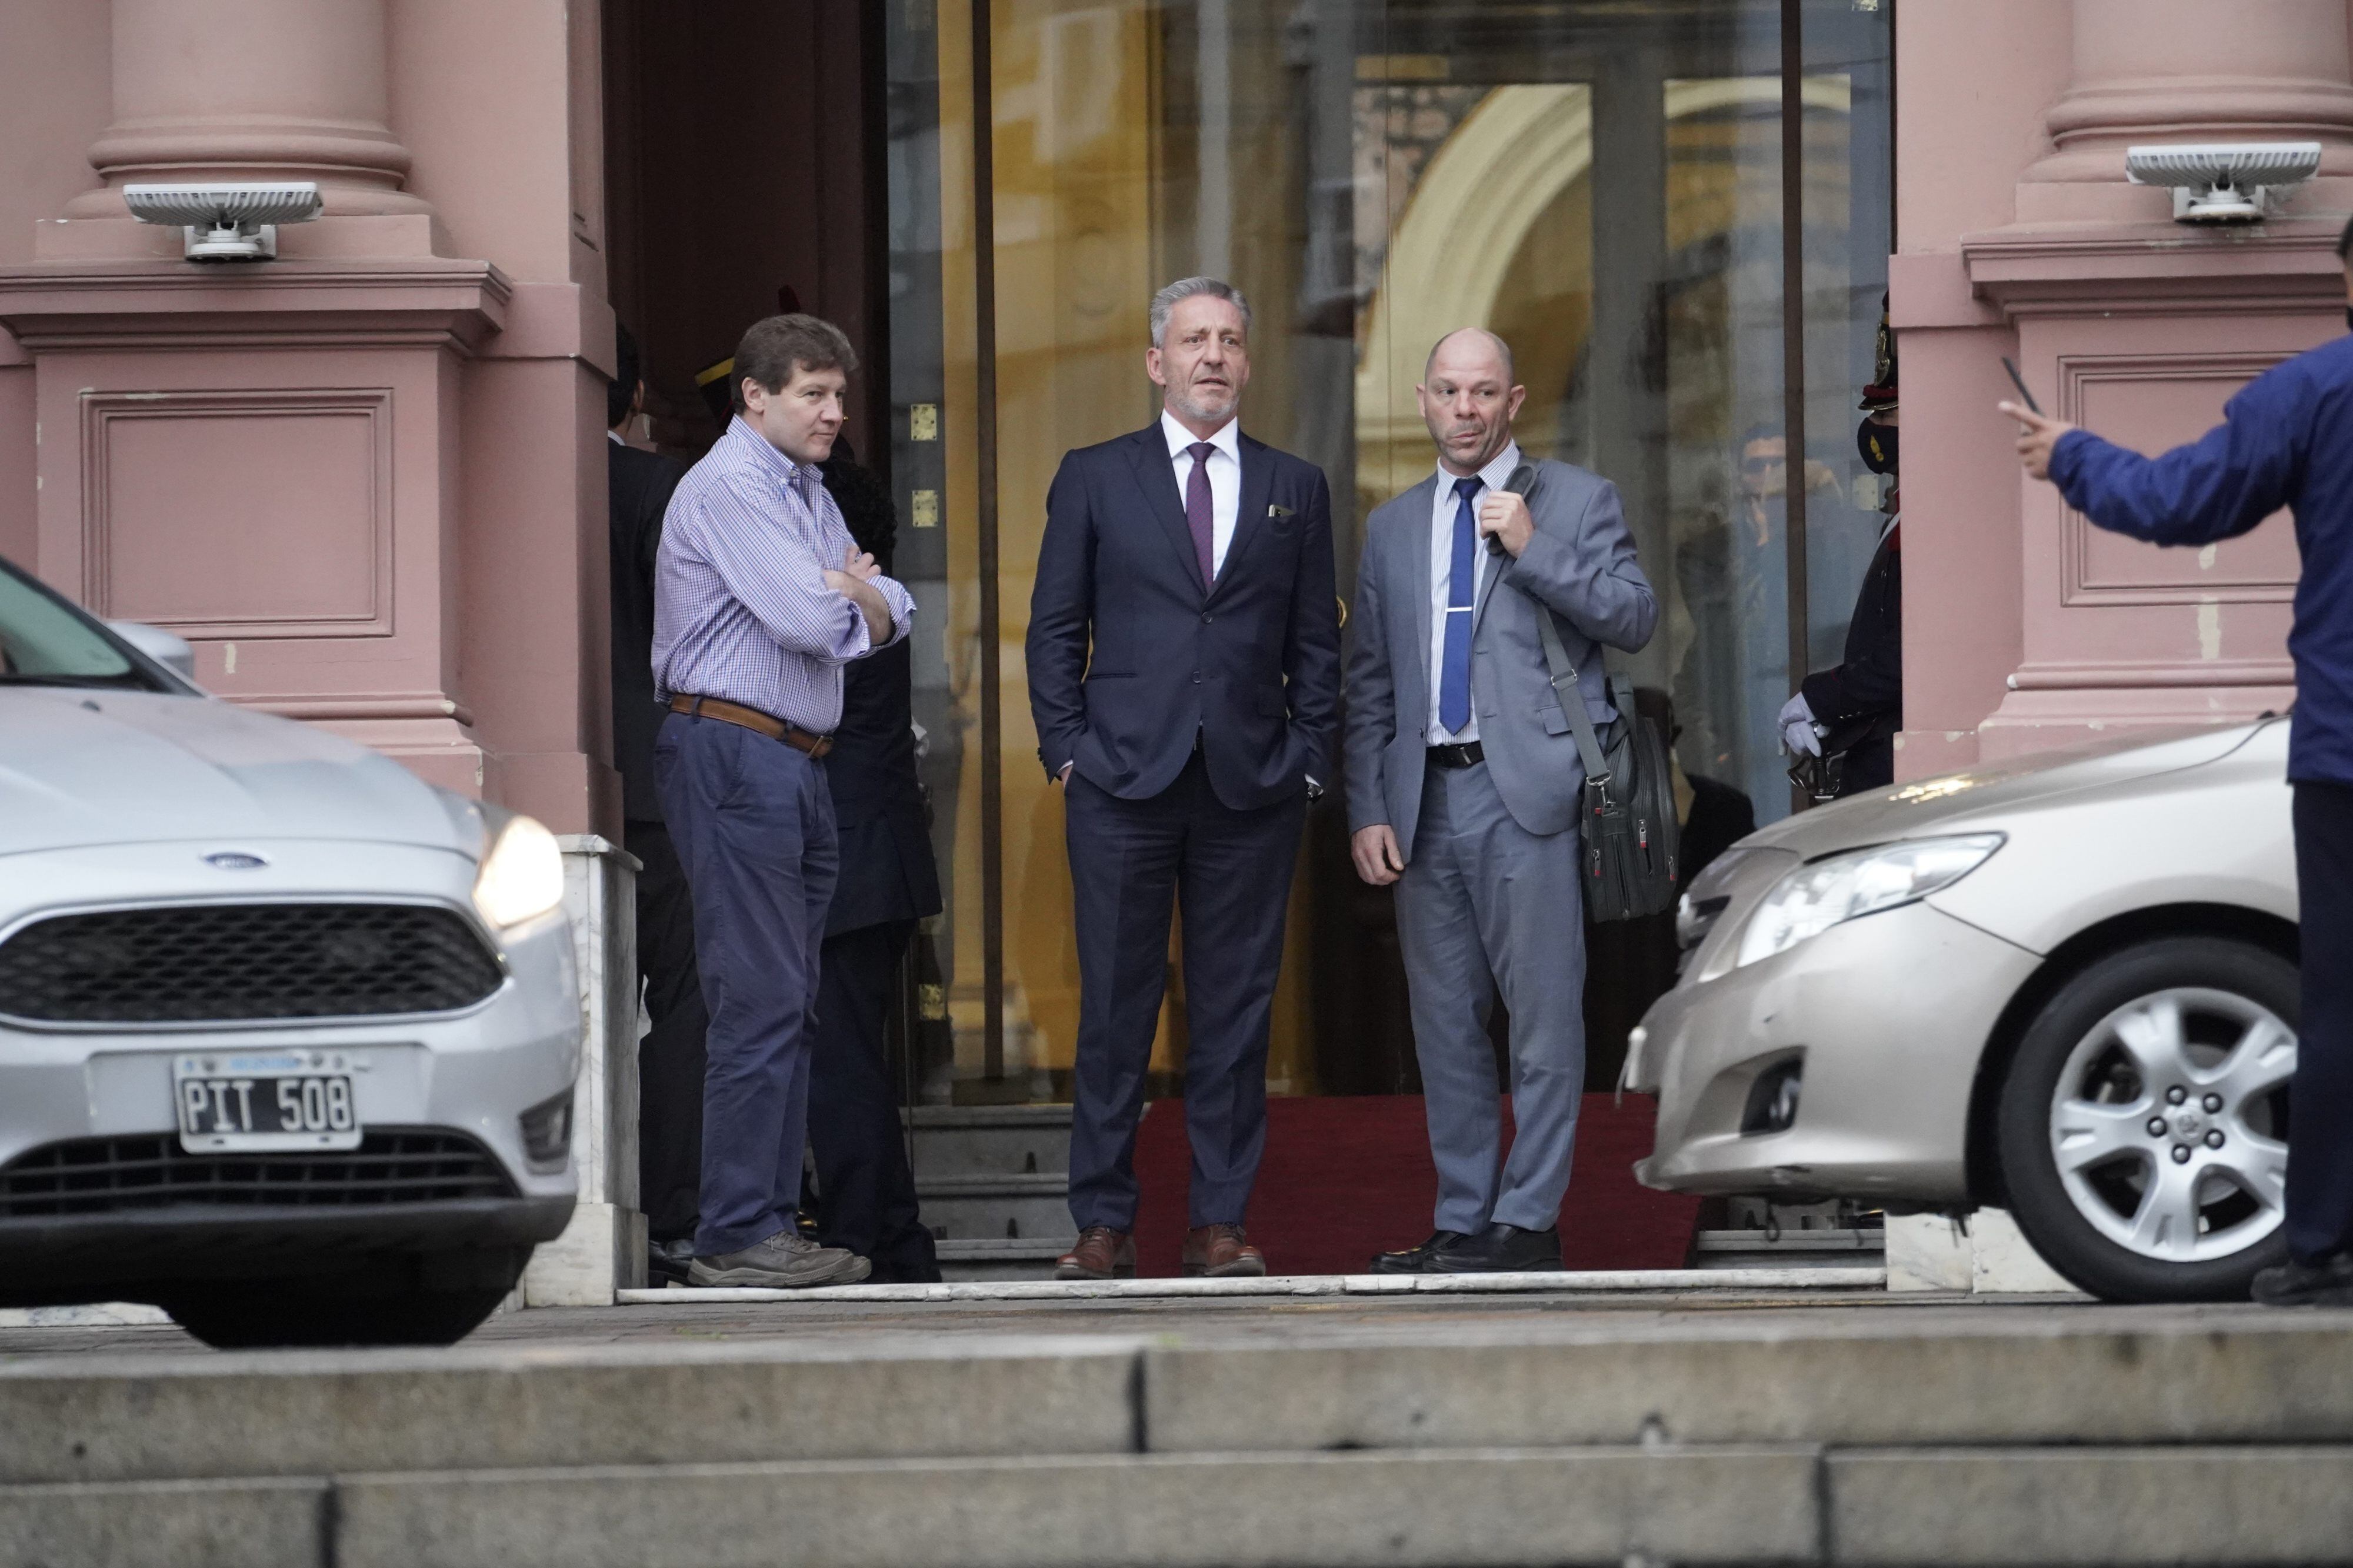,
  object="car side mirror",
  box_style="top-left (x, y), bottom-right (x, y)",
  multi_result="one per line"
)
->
top-left (107, 619), bottom-right (198, 681)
